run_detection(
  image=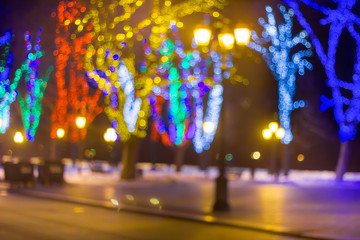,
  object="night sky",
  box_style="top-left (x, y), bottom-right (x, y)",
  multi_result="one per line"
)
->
top-left (1, 0), bottom-right (360, 172)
